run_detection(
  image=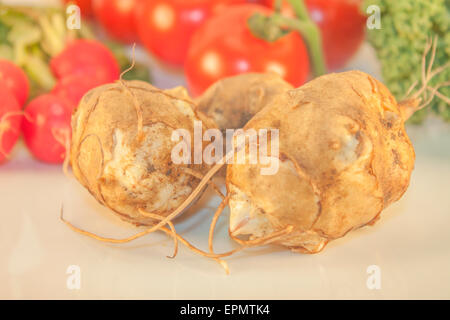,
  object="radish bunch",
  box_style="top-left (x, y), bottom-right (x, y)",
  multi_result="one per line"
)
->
top-left (0, 61), bottom-right (29, 163)
top-left (0, 40), bottom-right (120, 165)
top-left (50, 39), bottom-right (120, 111)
